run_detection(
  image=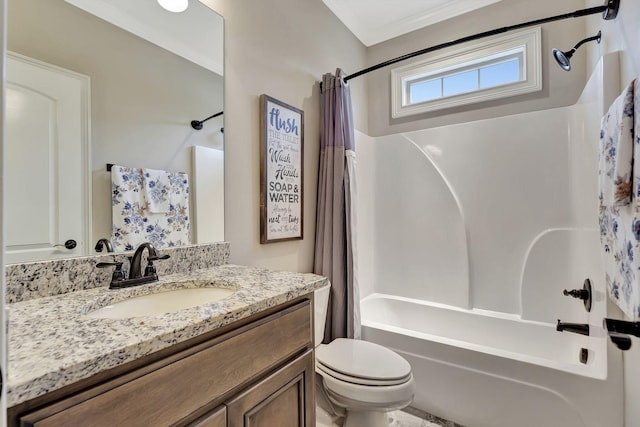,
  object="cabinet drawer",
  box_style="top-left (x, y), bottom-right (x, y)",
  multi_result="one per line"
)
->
top-left (20, 301), bottom-right (311, 427)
